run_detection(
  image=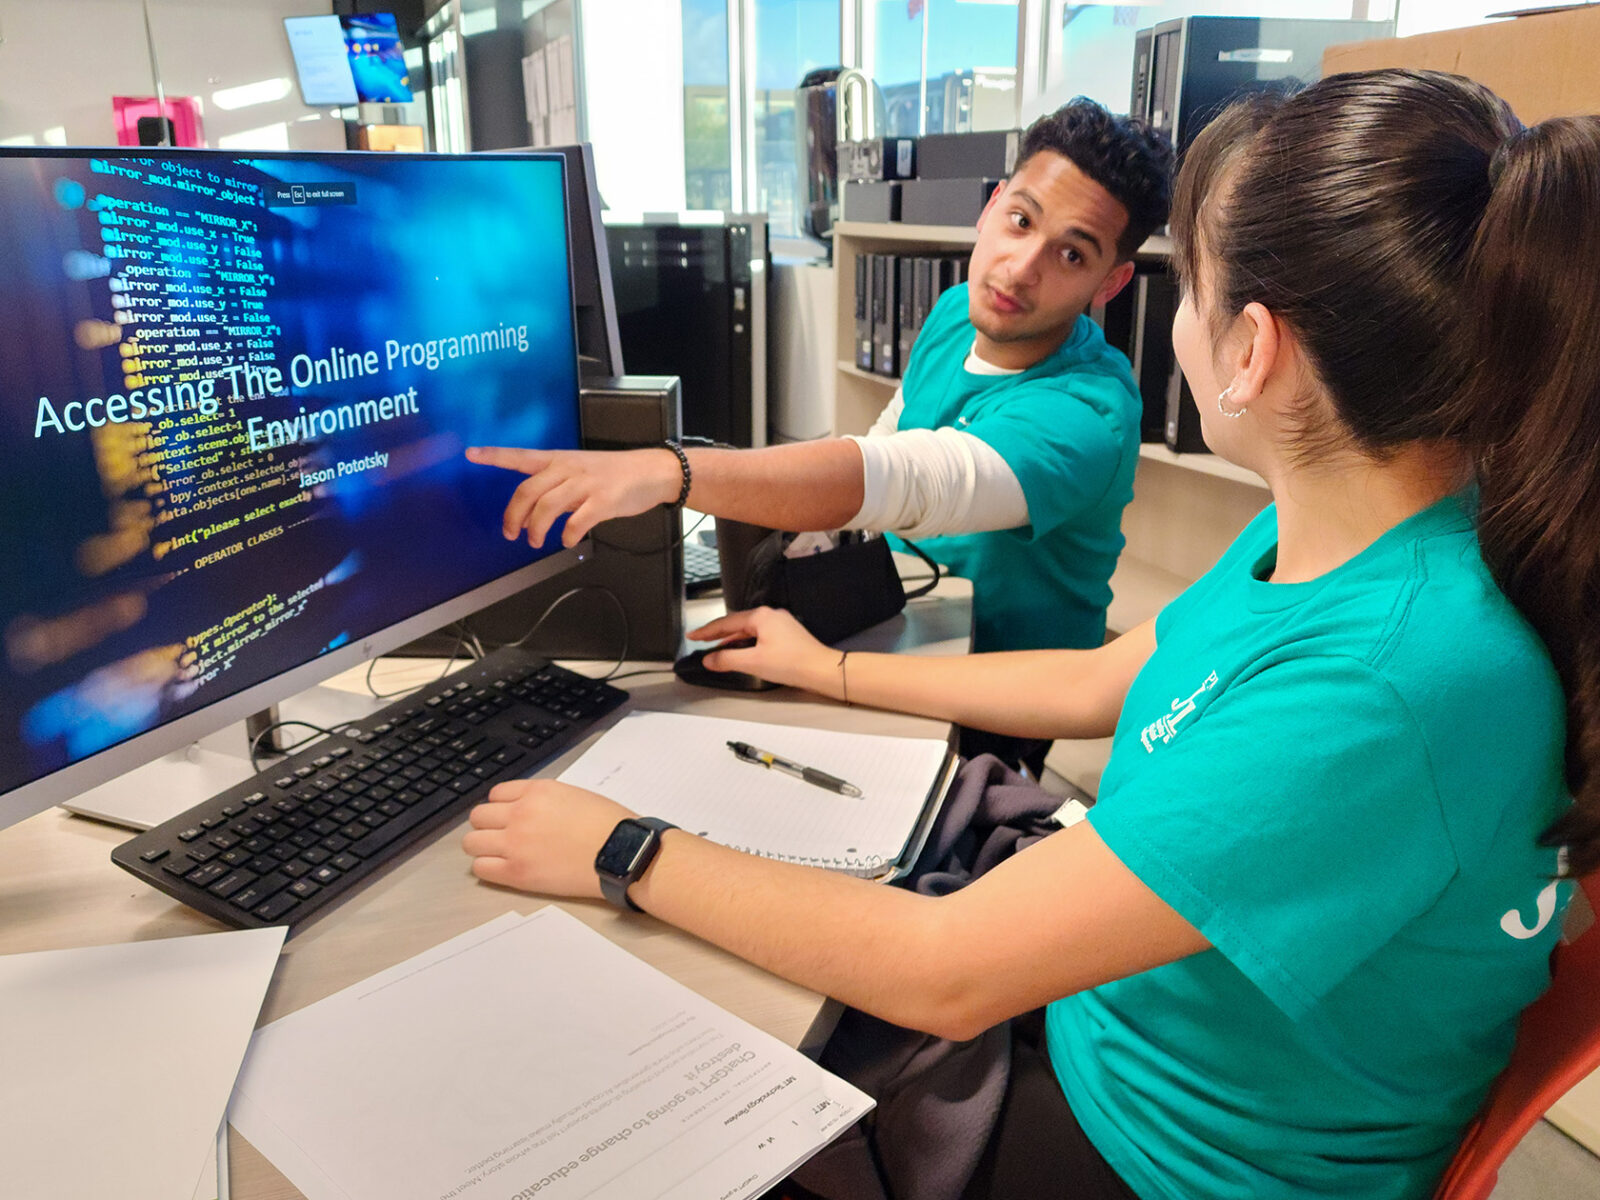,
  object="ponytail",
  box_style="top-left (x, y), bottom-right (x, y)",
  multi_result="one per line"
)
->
top-left (1463, 118), bottom-right (1600, 876)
